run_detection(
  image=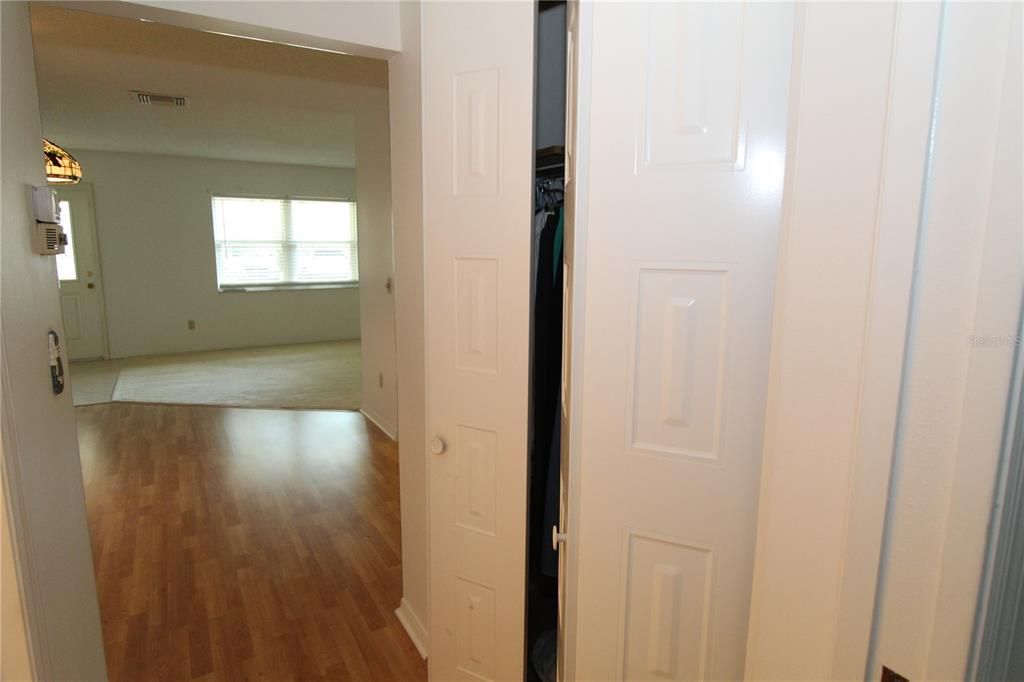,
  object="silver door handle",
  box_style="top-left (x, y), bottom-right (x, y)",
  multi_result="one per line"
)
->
top-left (431, 437), bottom-right (447, 455)
top-left (552, 525), bottom-right (567, 550)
